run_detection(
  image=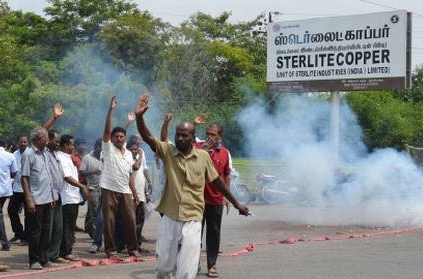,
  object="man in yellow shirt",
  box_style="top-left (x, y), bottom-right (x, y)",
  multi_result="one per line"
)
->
top-left (134, 94), bottom-right (249, 279)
